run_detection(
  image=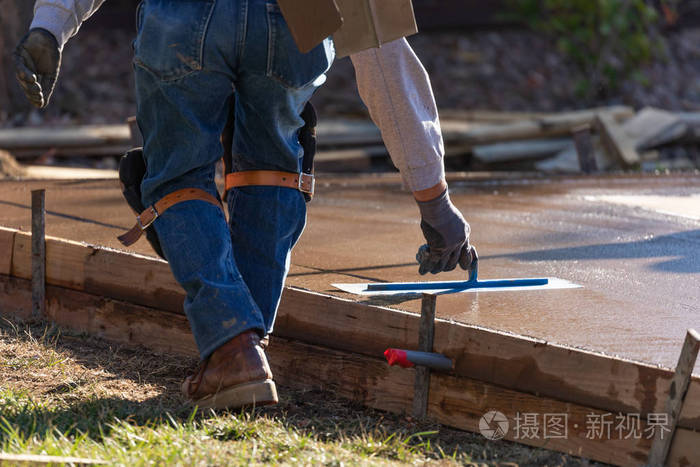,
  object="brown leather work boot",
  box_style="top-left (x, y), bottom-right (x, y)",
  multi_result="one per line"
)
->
top-left (182, 331), bottom-right (278, 410)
